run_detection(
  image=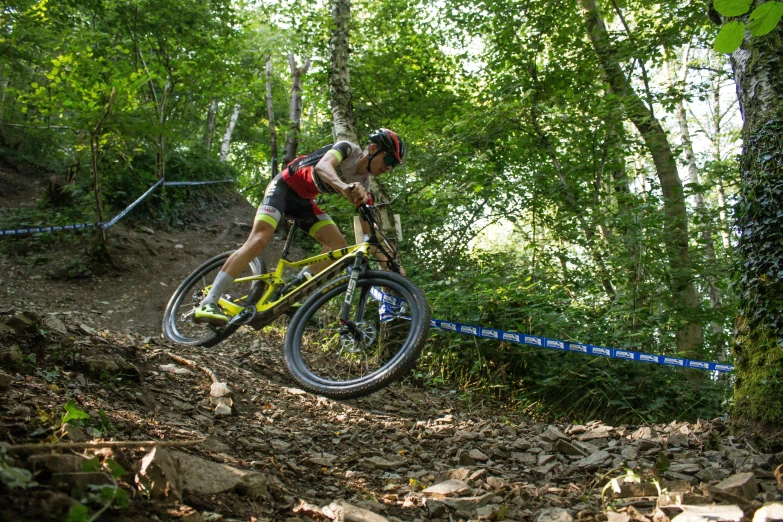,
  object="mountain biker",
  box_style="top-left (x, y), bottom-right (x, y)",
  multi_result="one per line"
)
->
top-left (194, 128), bottom-right (406, 325)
